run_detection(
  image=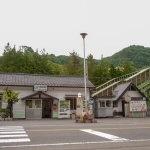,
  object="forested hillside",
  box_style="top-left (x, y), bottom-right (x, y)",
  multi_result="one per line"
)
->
top-left (0, 43), bottom-right (149, 87)
top-left (103, 45), bottom-right (150, 69)
top-left (48, 45), bottom-right (150, 69)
